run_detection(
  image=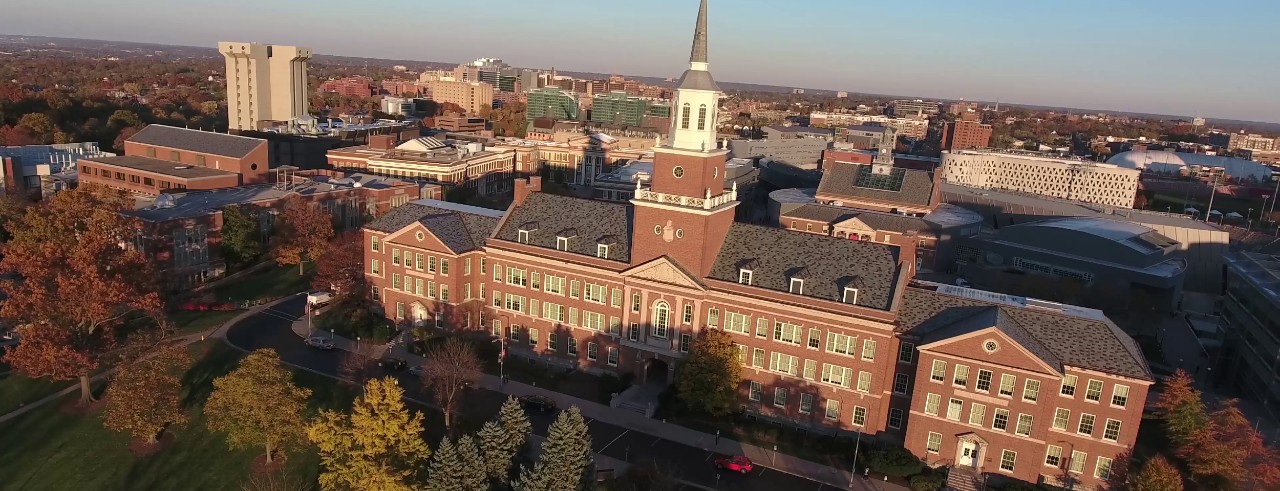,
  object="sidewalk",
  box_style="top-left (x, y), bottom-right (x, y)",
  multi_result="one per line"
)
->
top-left (290, 318), bottom-right (908, 491)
